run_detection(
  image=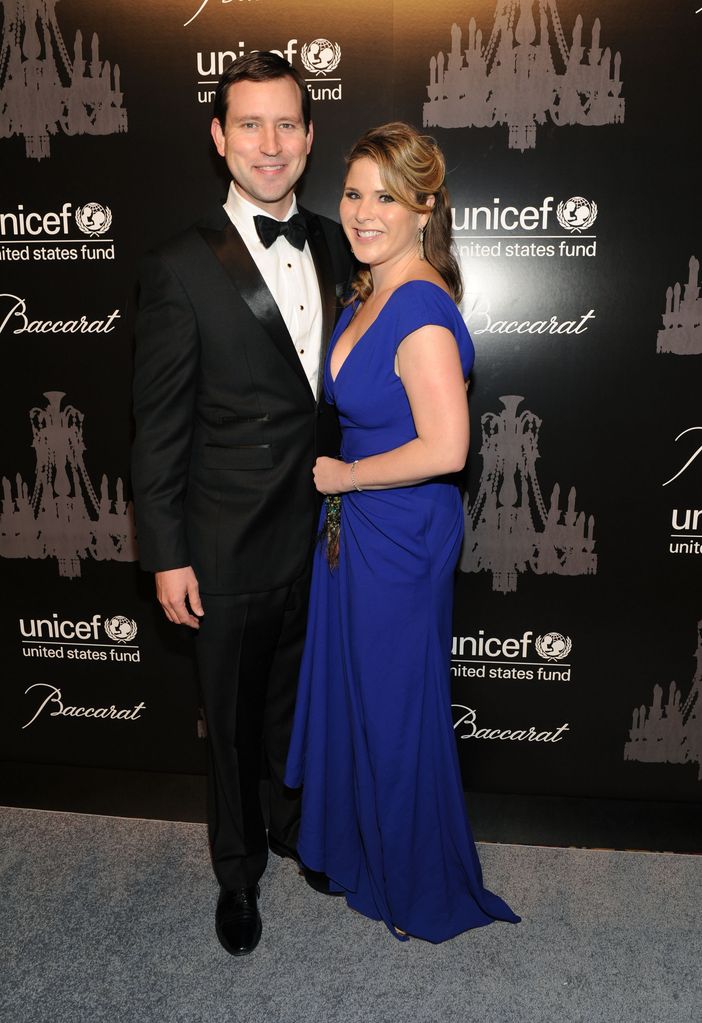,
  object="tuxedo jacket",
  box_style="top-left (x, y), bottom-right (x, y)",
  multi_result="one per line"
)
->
top-left (132, 202), bottom-right (352, 594)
